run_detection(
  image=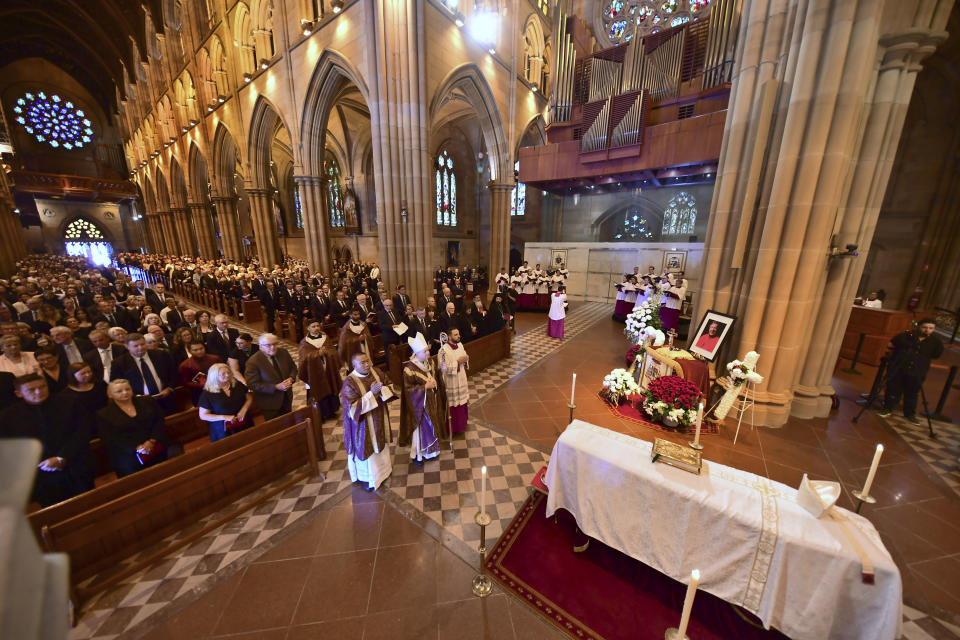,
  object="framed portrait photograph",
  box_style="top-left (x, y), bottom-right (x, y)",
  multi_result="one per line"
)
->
top-left (662, 250), bottom-right (686, 273)
top-left (689, 310), bottom-right (736, 361)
